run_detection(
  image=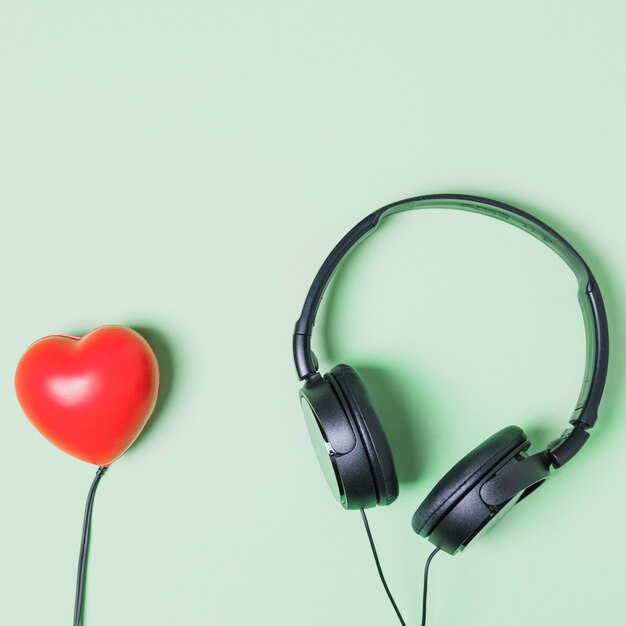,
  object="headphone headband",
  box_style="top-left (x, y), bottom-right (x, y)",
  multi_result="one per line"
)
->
top-left (293, 194), bottom-right (608, 467)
